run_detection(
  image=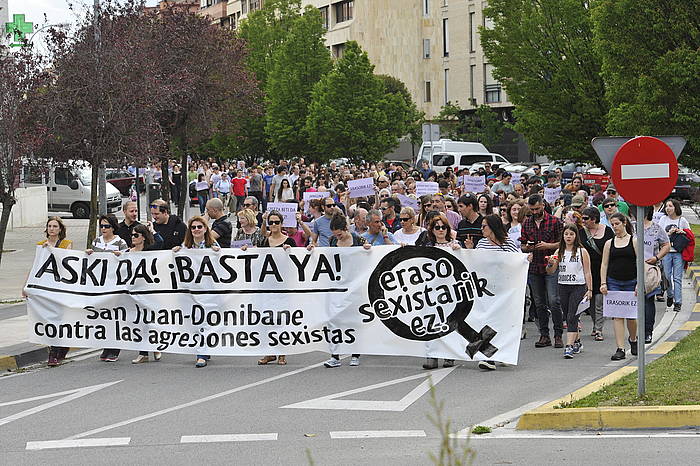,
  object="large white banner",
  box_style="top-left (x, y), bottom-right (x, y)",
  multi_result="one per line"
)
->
top-left (25, 246), bottom-right (529, 364)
